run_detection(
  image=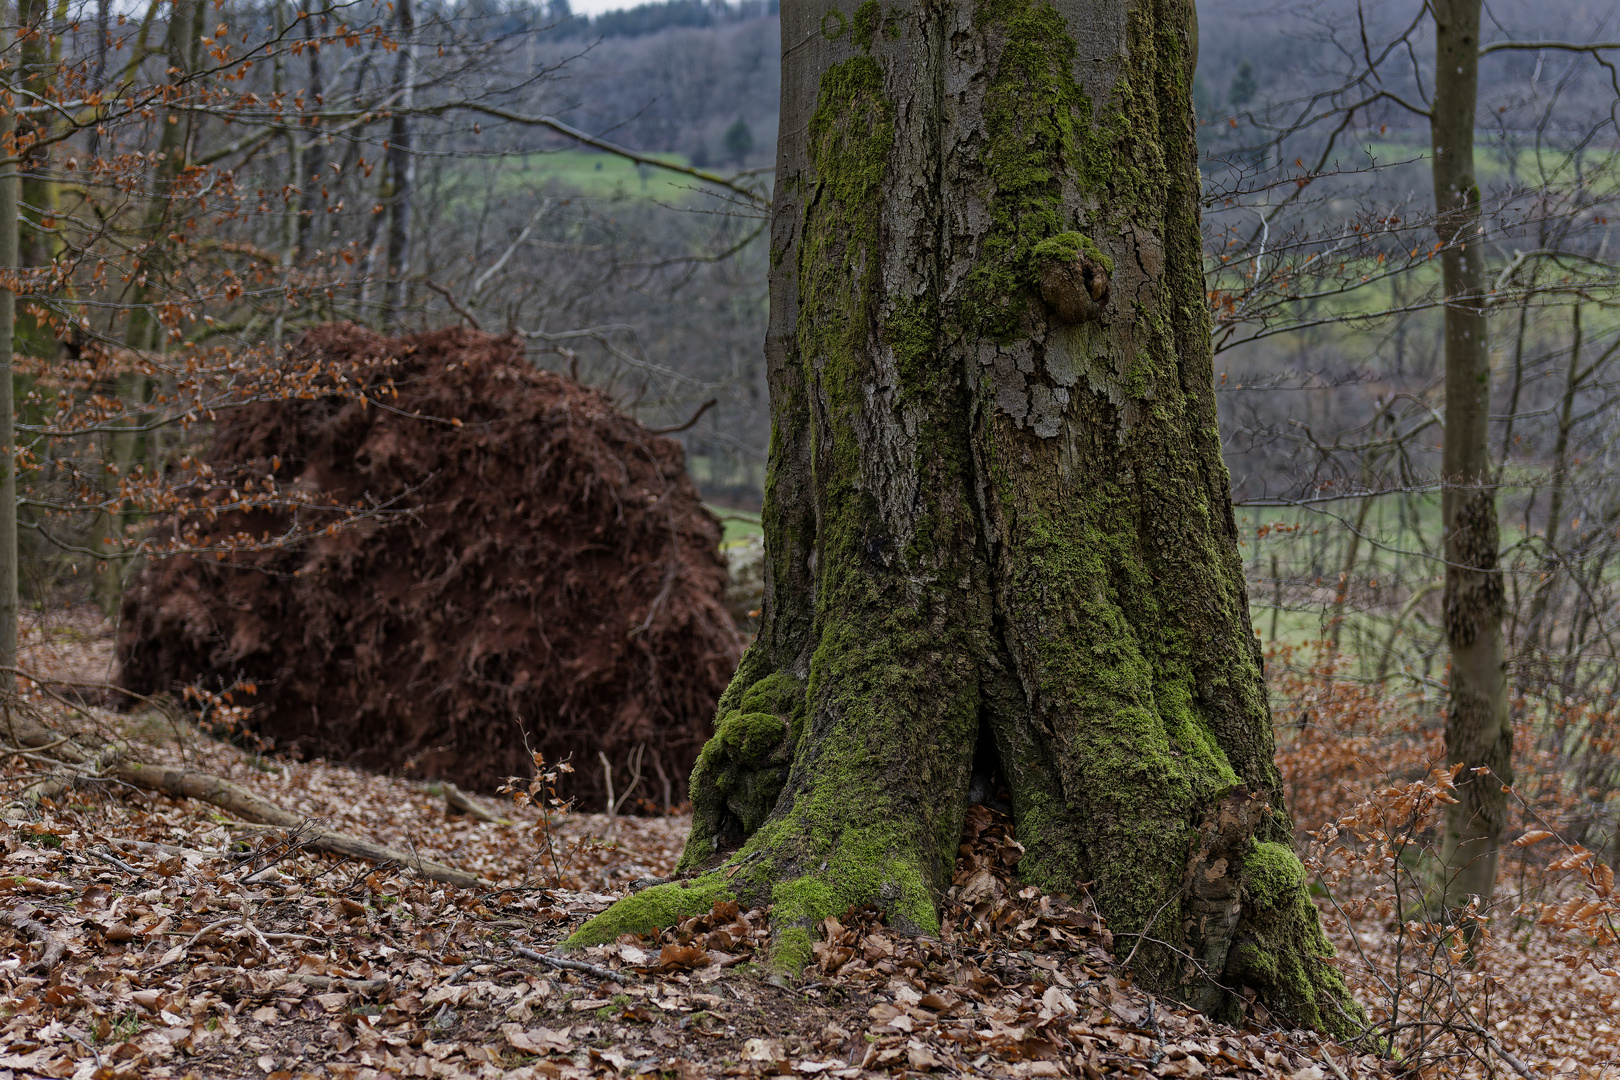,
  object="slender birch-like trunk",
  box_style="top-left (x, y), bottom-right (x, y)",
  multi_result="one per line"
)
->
top-left (1431, 0), bottom-right (1511, 919)
top-left (0, 122), bottom-right (18, 684)
top-left (382, 0), bottom-right (416, 323)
